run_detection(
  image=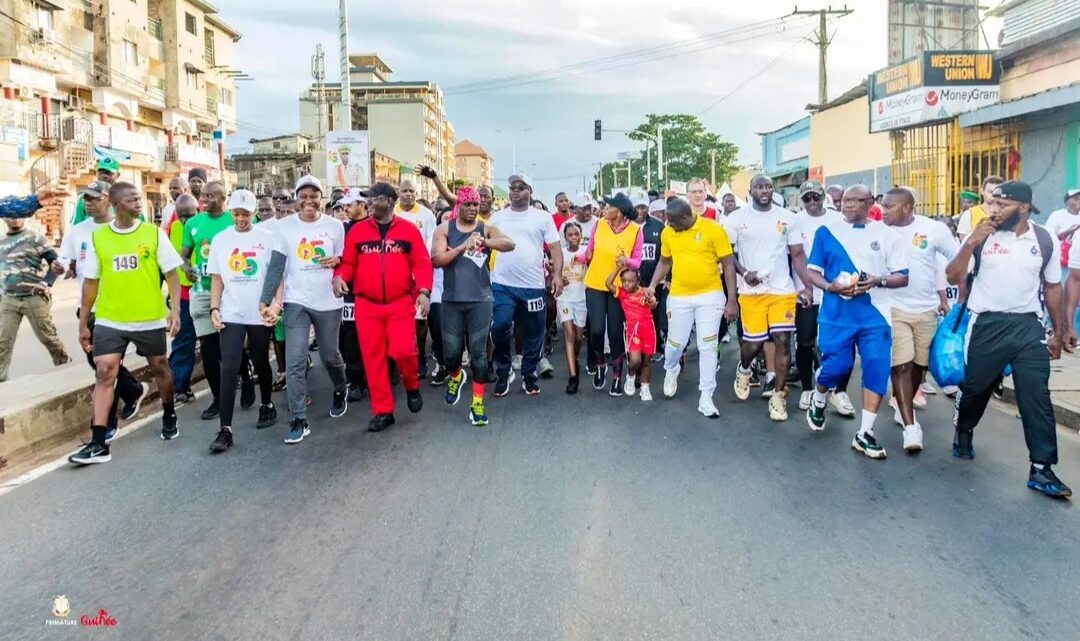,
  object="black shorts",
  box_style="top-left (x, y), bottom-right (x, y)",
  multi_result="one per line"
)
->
top-left (93, 325), bottom-right (167, 358)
